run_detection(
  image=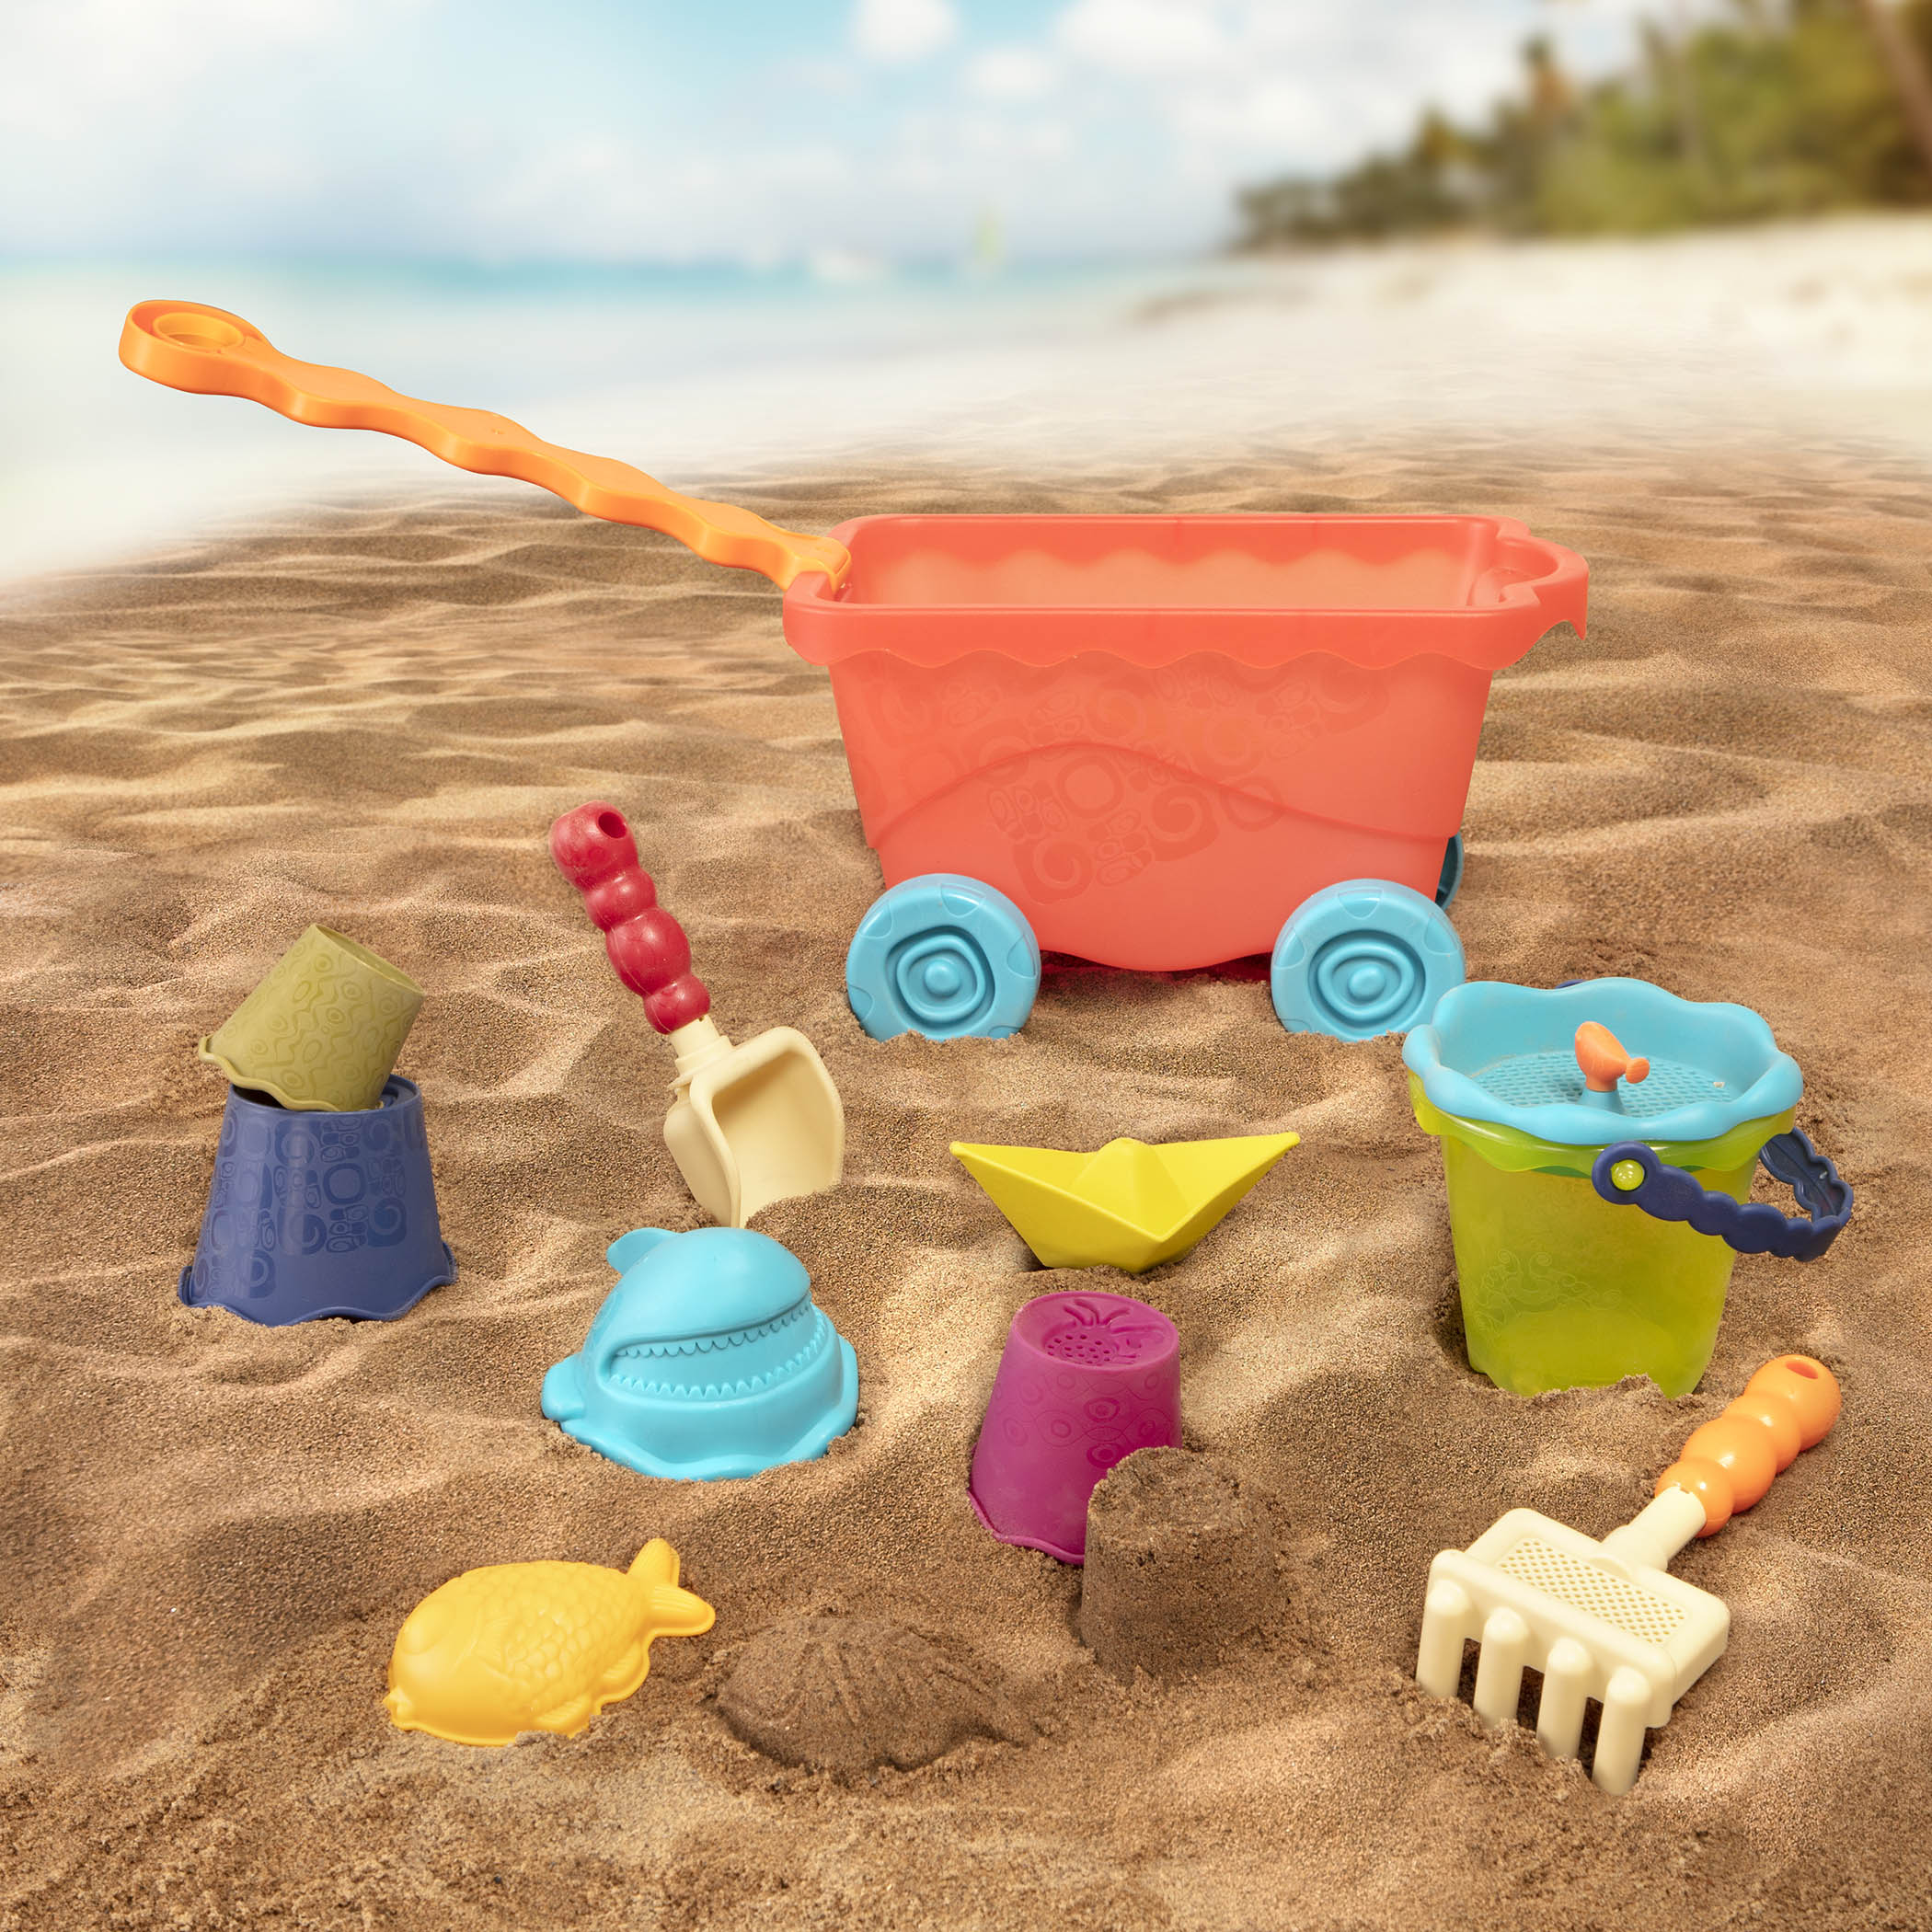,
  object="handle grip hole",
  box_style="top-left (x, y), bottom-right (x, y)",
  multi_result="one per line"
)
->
top-left (155, 312), bottom-right (245, 351)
